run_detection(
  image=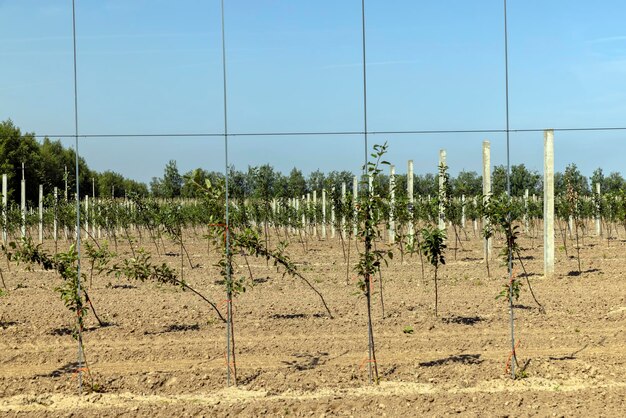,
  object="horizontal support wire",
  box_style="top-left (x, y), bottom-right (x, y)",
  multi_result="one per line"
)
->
top-left (28, 126), bottom-right (626, 139)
